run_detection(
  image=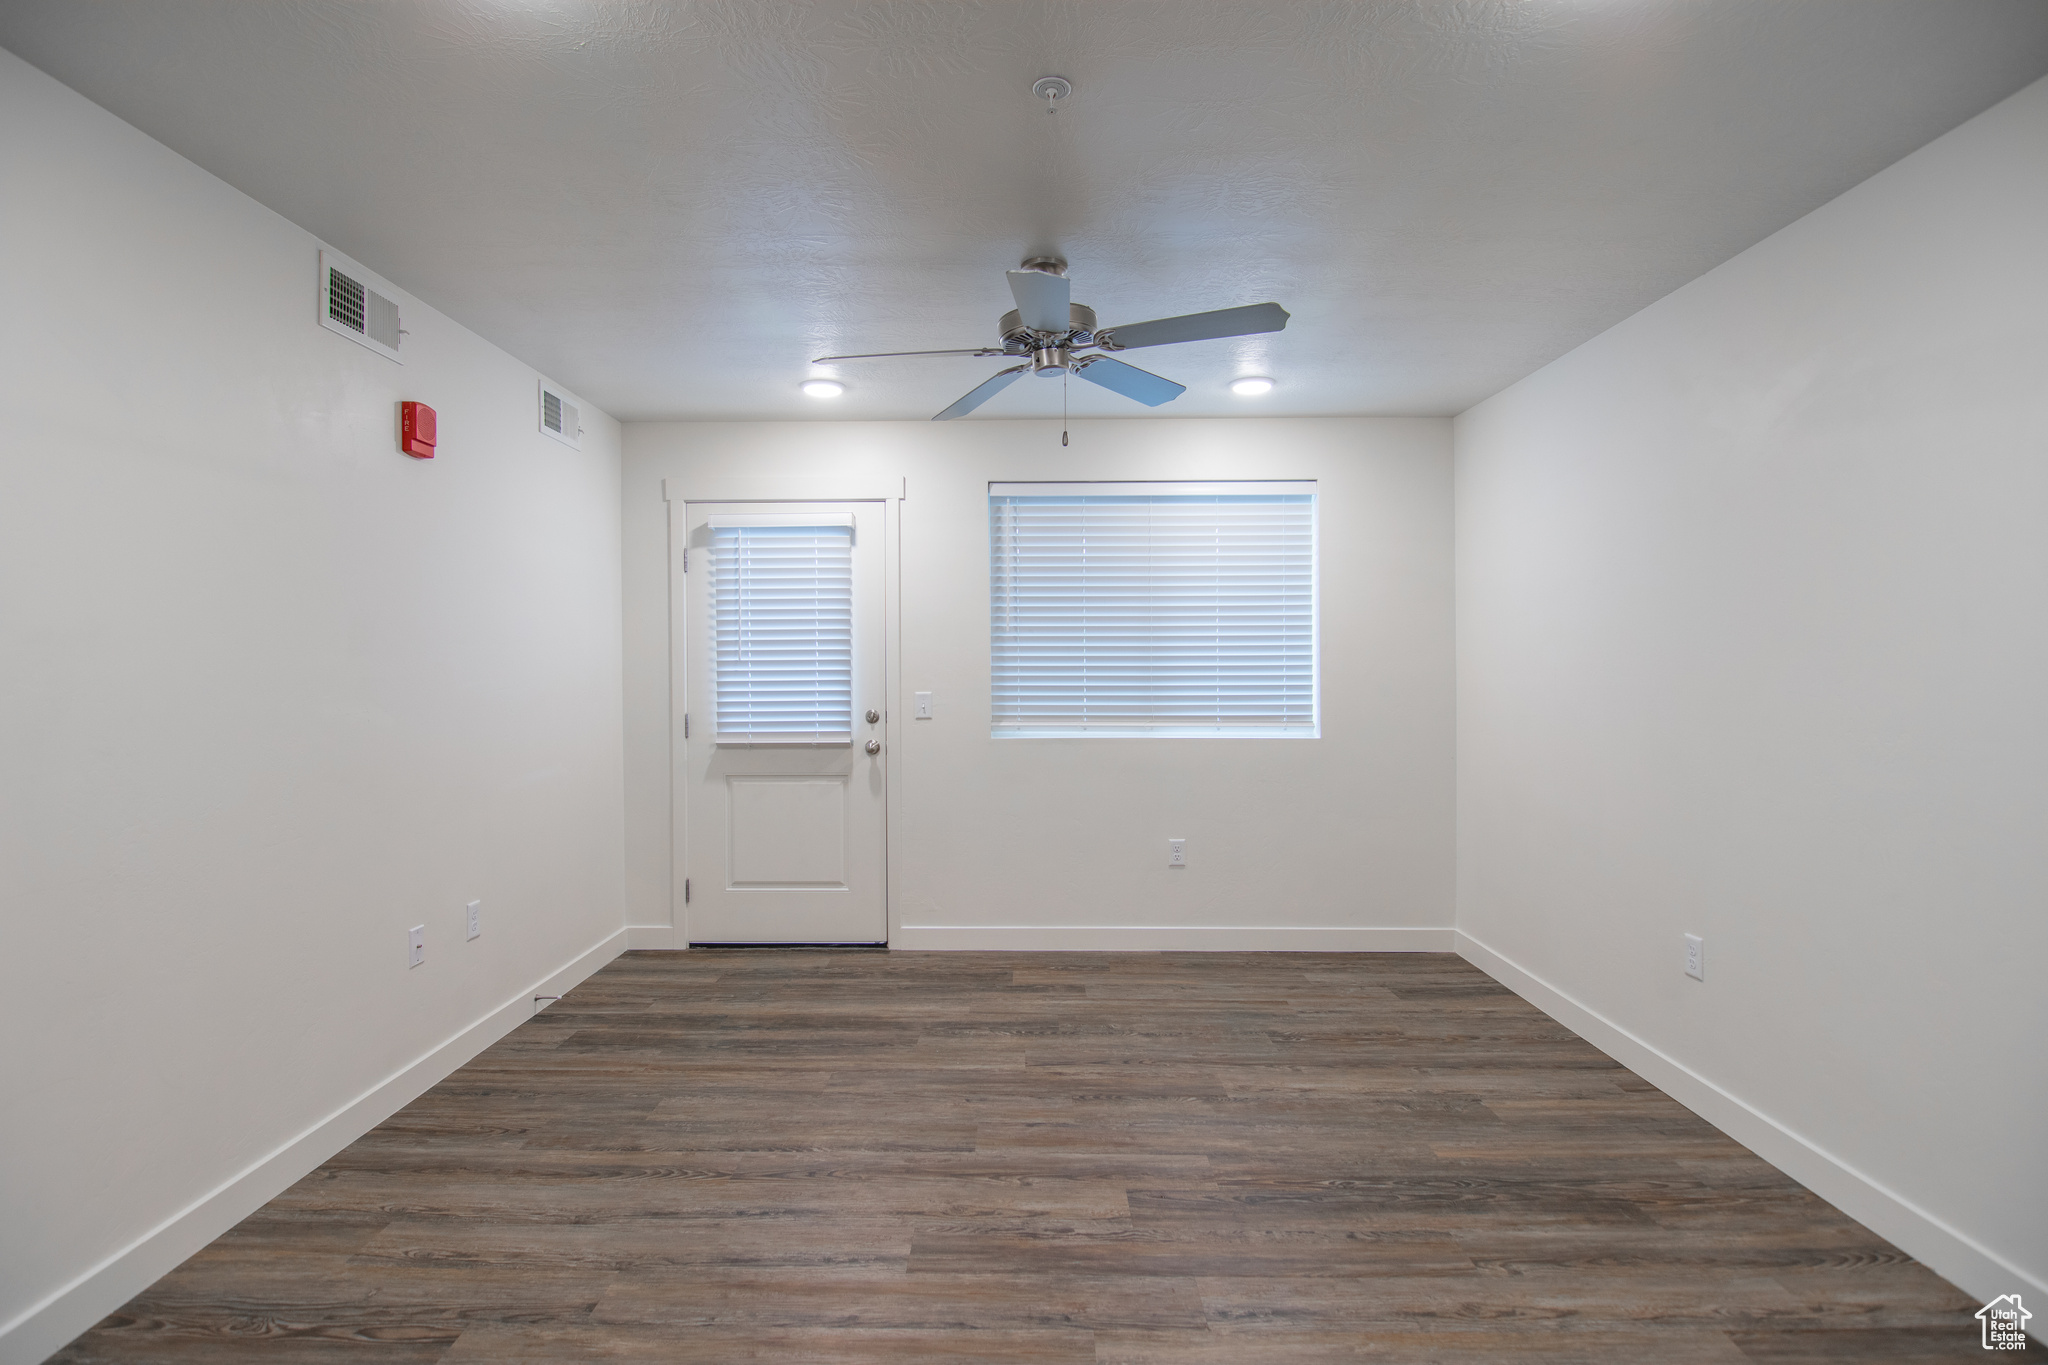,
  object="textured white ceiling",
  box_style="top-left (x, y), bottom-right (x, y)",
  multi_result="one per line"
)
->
top-left (5, 1), bottom-right (2047, 421)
